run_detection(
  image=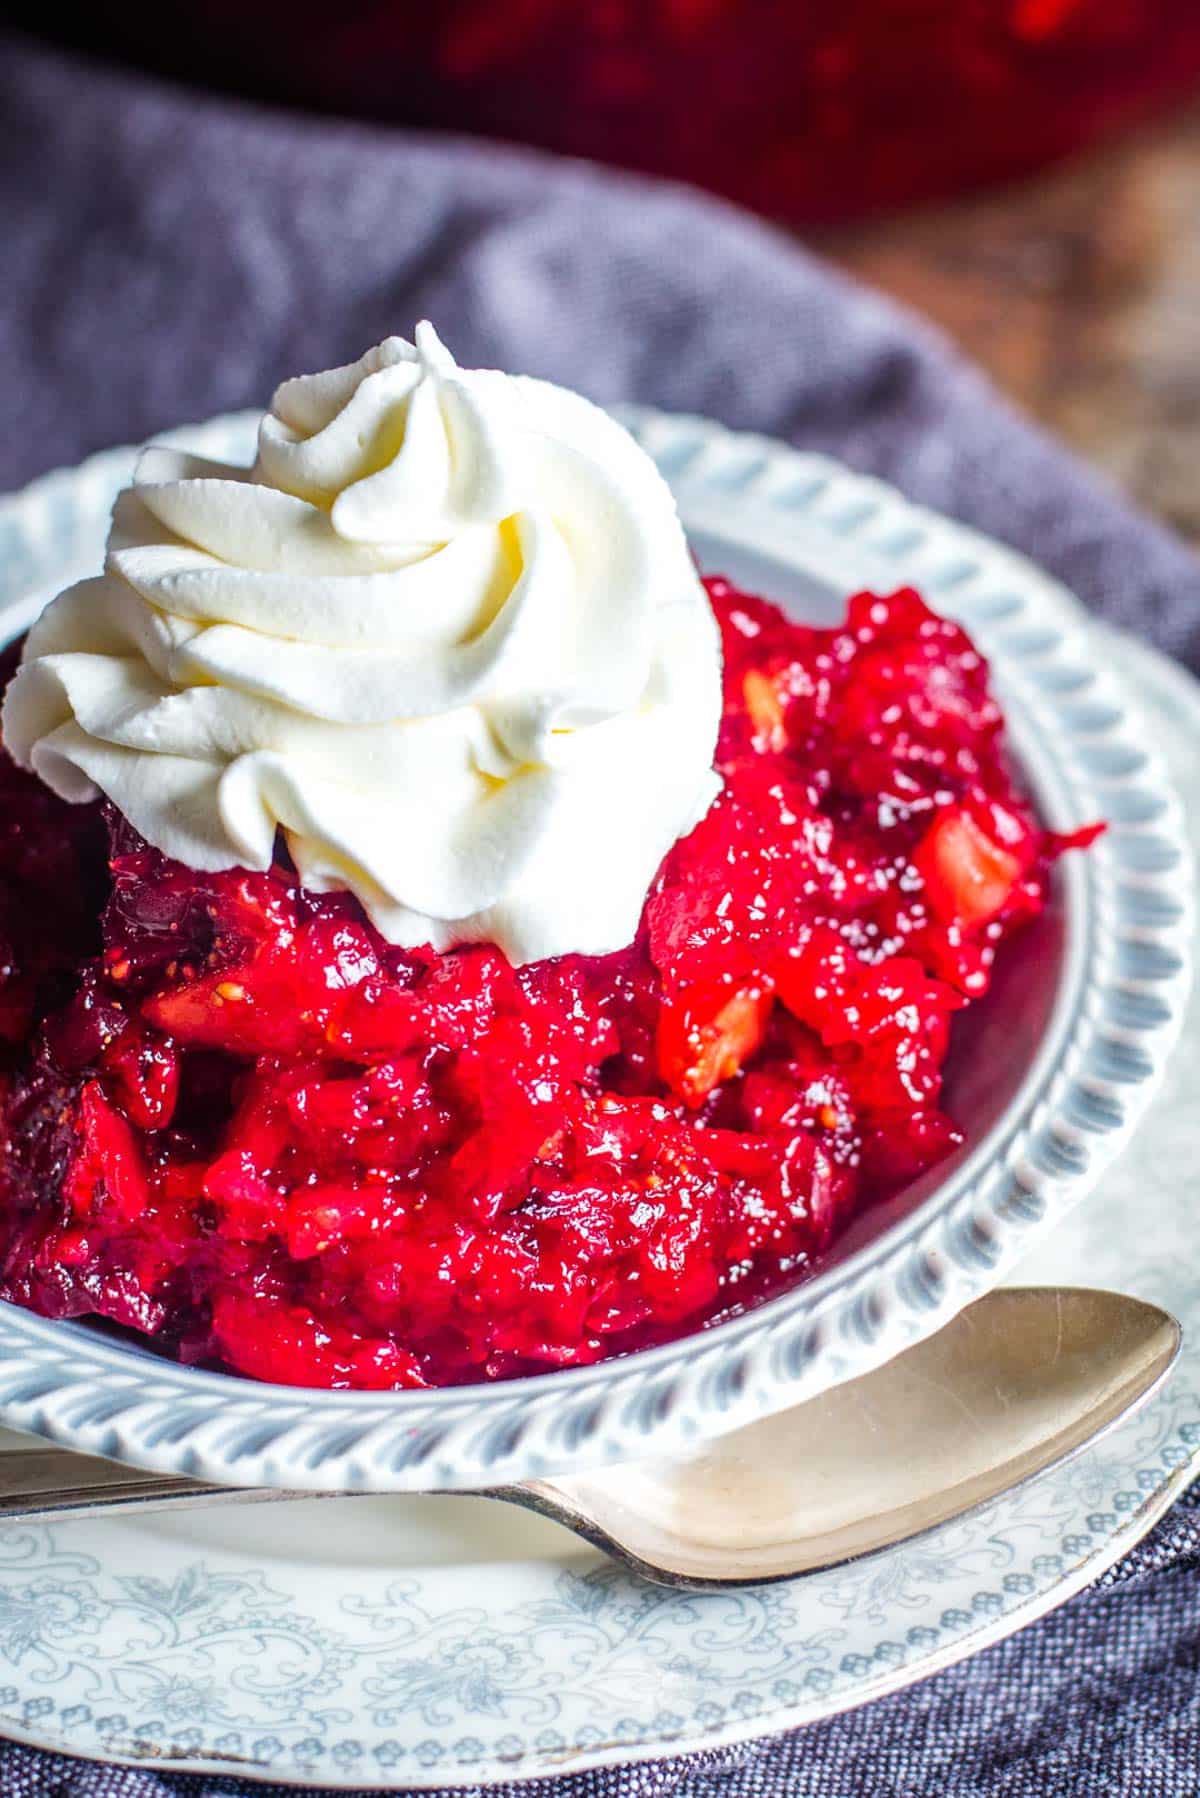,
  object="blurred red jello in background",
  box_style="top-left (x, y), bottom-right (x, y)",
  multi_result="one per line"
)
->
top-left (13, 0), bottom-right (1200, 222)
